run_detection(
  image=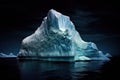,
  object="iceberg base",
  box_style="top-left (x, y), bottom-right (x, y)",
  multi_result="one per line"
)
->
top-left (18, 56), bottom-right (74, 62)
top-left (18, 56), bottom-right (110, 62)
